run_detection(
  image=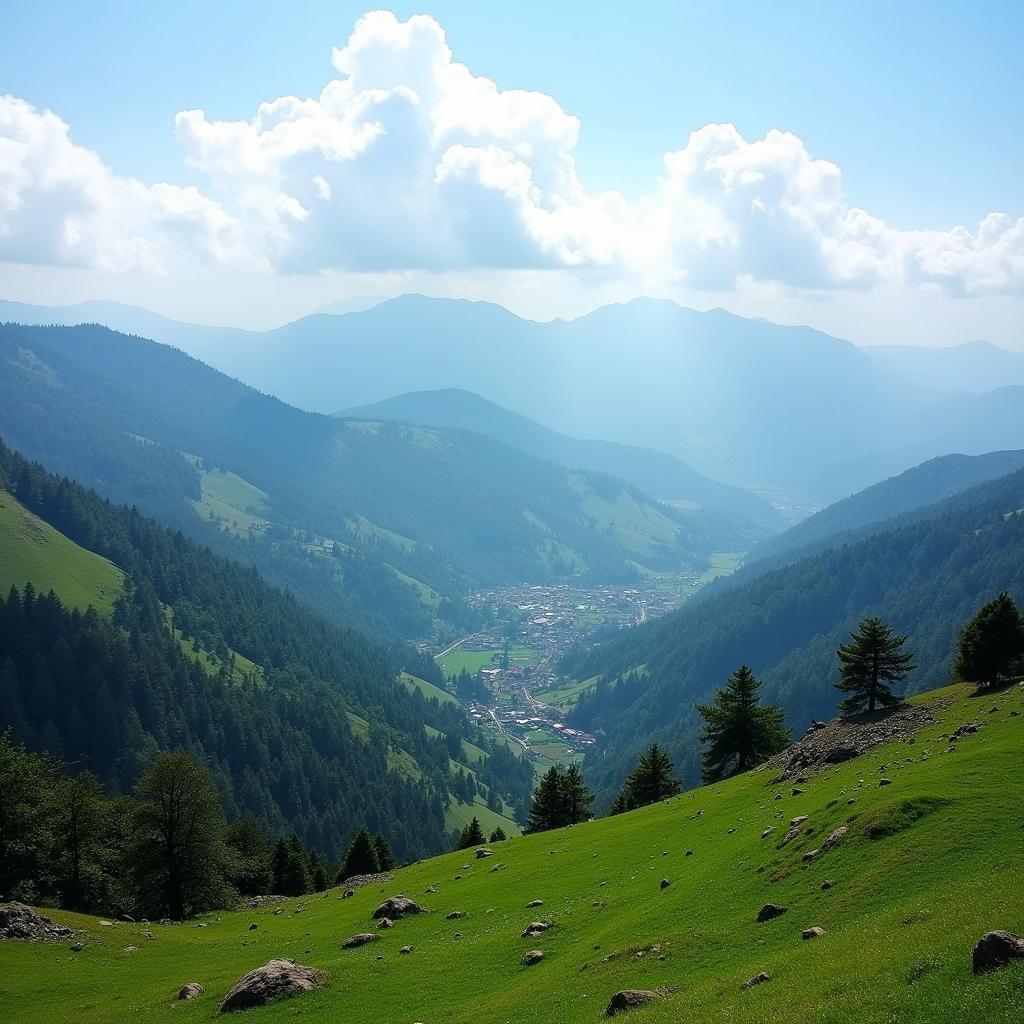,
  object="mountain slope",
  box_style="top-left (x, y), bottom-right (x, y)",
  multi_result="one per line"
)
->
top-left (2, 681), bottom-right (1021, 1023)
top-left (0, 323), bottom-right (731, 640)
top-left (749, 450), bottom-right (1024, 565)
top-left (864, 340), bottom-right (1024, 393)
top-left (0, 441), bottom-right (536, 860)
top-left (565, 465), bottom-right (1024, 801)
top-left (340, 388), bottom-right (783, 529)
